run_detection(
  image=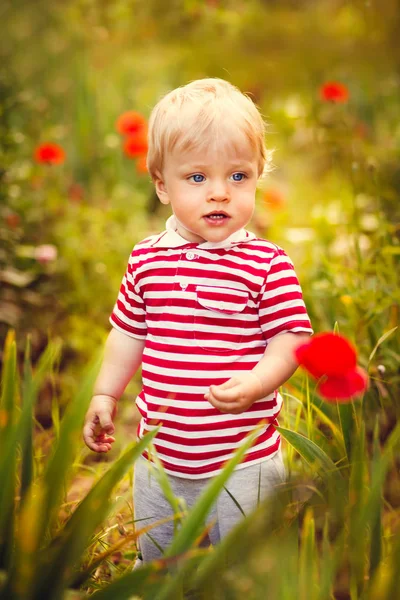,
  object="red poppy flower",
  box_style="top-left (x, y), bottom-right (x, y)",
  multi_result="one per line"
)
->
top-left (295, 332), bottom-right (368, 401)
top-left (317, 367), bottom-right (368, 400)
top-left (123, 131), bottom-right (148, 159)
top-left (320, 82), bottom-right (349, 103)
top-left (116, 111), bottom-right (147, 136)
top-left (34, 143), bottom-right (66, 165)
top-left (295, 333), bottom-right (357, 378)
